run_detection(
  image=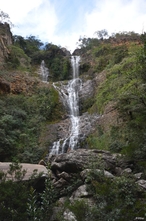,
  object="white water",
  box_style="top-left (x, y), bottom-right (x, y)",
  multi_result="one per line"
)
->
top-left (68, 56), bottom-right (81, 150)
top-left (50, 56), bottom-right (81, 154)
top-left (40, 60), bottom-right (49, 82)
